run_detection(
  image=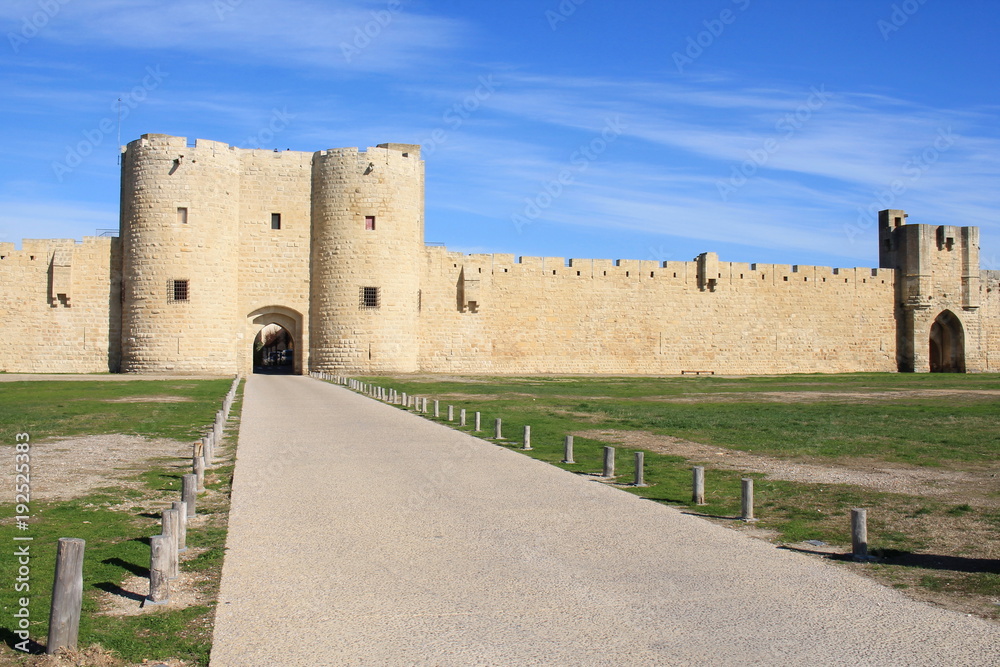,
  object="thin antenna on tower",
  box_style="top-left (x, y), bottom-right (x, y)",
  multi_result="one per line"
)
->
top-left (116, 98), bottom-right (122, 165)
